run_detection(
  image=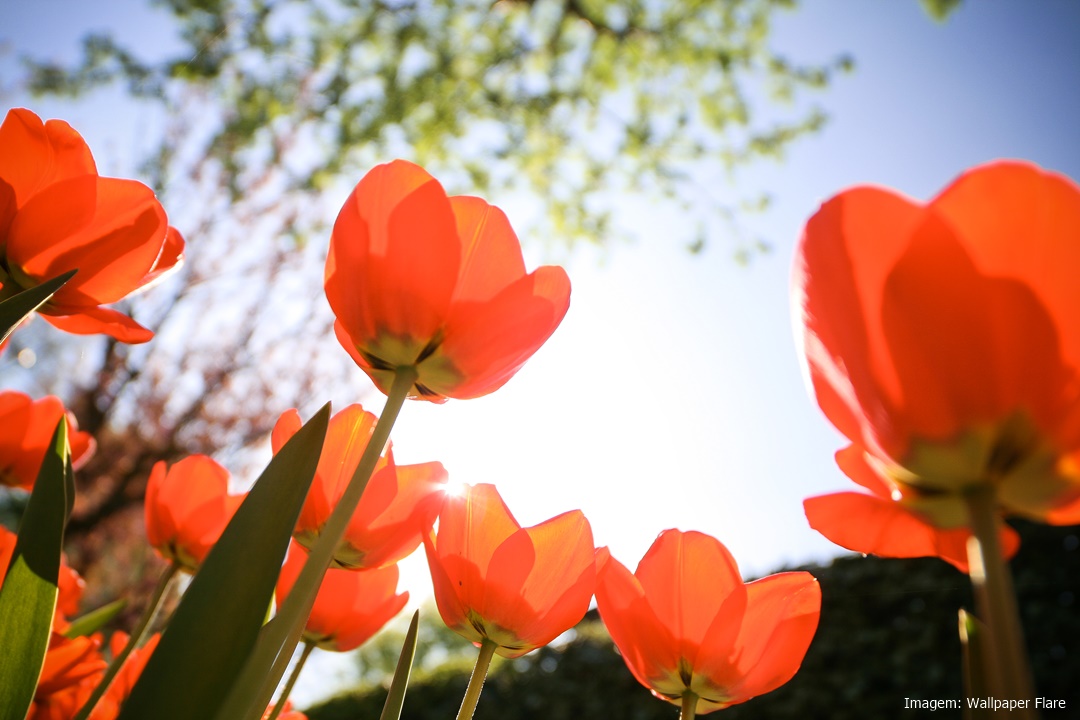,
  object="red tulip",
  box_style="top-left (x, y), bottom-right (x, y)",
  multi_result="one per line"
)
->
top-left (144, 455), bottom-right (245, 573)
top-left (275, 541), bottom-right (408, 652)
top-left (0, 107), bottom-right (184, 343)
top-left (424, 483), bottom-right (594, 658)
top-left (595, 530), bottom-right (820, 714)
top-left (325, 160), bottom-right (570, 401)
top-left (0, 390), bottom-right (94, 491)
top-left (794, 161), bottom-right (1080, 556)
top-left (272, 405), bottom-right (447, 570)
